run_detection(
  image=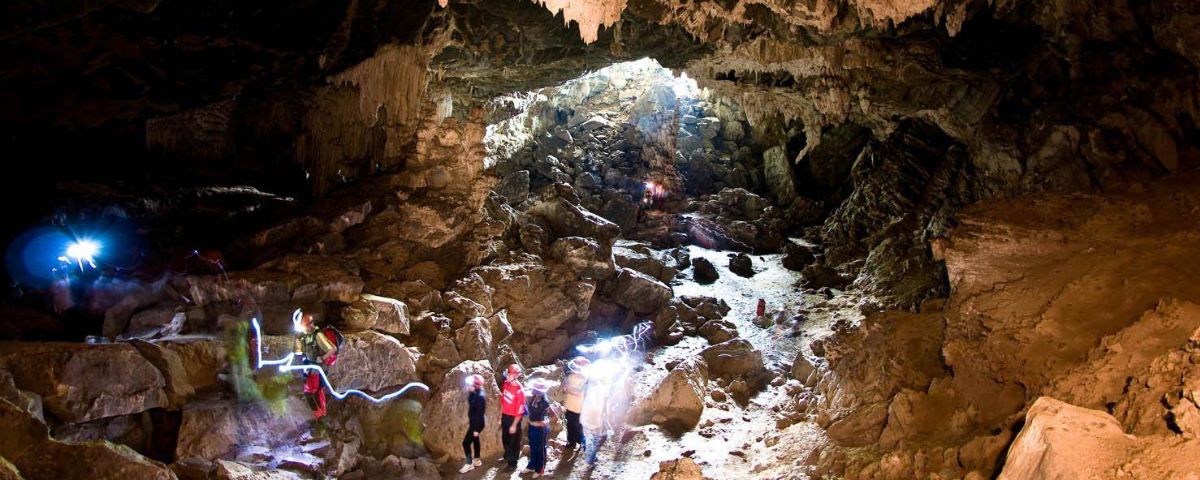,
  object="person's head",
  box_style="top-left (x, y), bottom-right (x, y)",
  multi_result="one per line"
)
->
top-left (292, 309), bottom-right (315, 334)
top-left (529, 379), bottom-right (551, 398)
top-left (505, 363), bottom-right (521, 380)
top-left (465, 374), bottom-right (484, 392)
top-left (568, 356), bottom-right (590, 373)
